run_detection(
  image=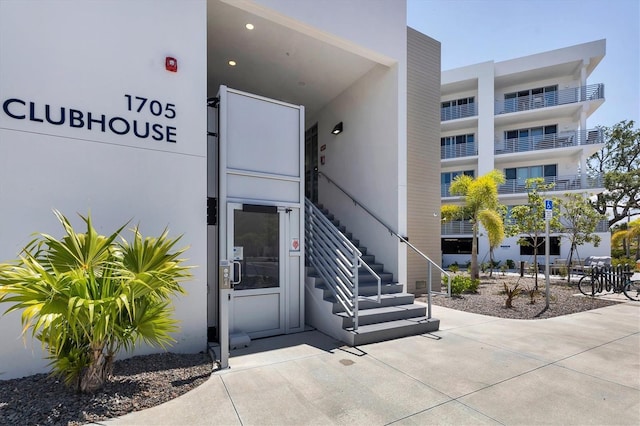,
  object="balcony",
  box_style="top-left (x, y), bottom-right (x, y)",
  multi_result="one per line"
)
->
top-left (498, 174), bottom-right (604, 195)
top-left (494, 83), bottom-right (604, 115)
top-left (441, 142), bottom-right (477, 160)
top-left (441, 102), bottom-right (477, 121)
top-left (595, 220), bottom-right (610, 233)
top-left (495, 128), bottom-right (604, 155)
top-left (442, 220), bottom-right (473, 235)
